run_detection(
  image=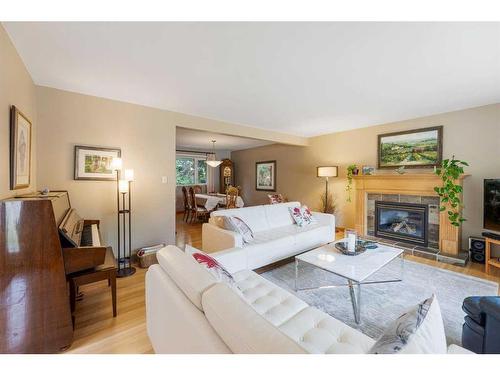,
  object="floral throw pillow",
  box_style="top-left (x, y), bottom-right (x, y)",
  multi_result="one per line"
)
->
top-left (188, 246), bottom-right (236, 286)
top-left (290, 206), bottom-right (315, 227)
top-left (220, 216), bottom-right (254, 243)
top-left (268, 194), bottom-right (284, 204)
top-left (301, 205), bottom-right (316, 224)
top-left (289, 206), bottom-right (306, 226)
